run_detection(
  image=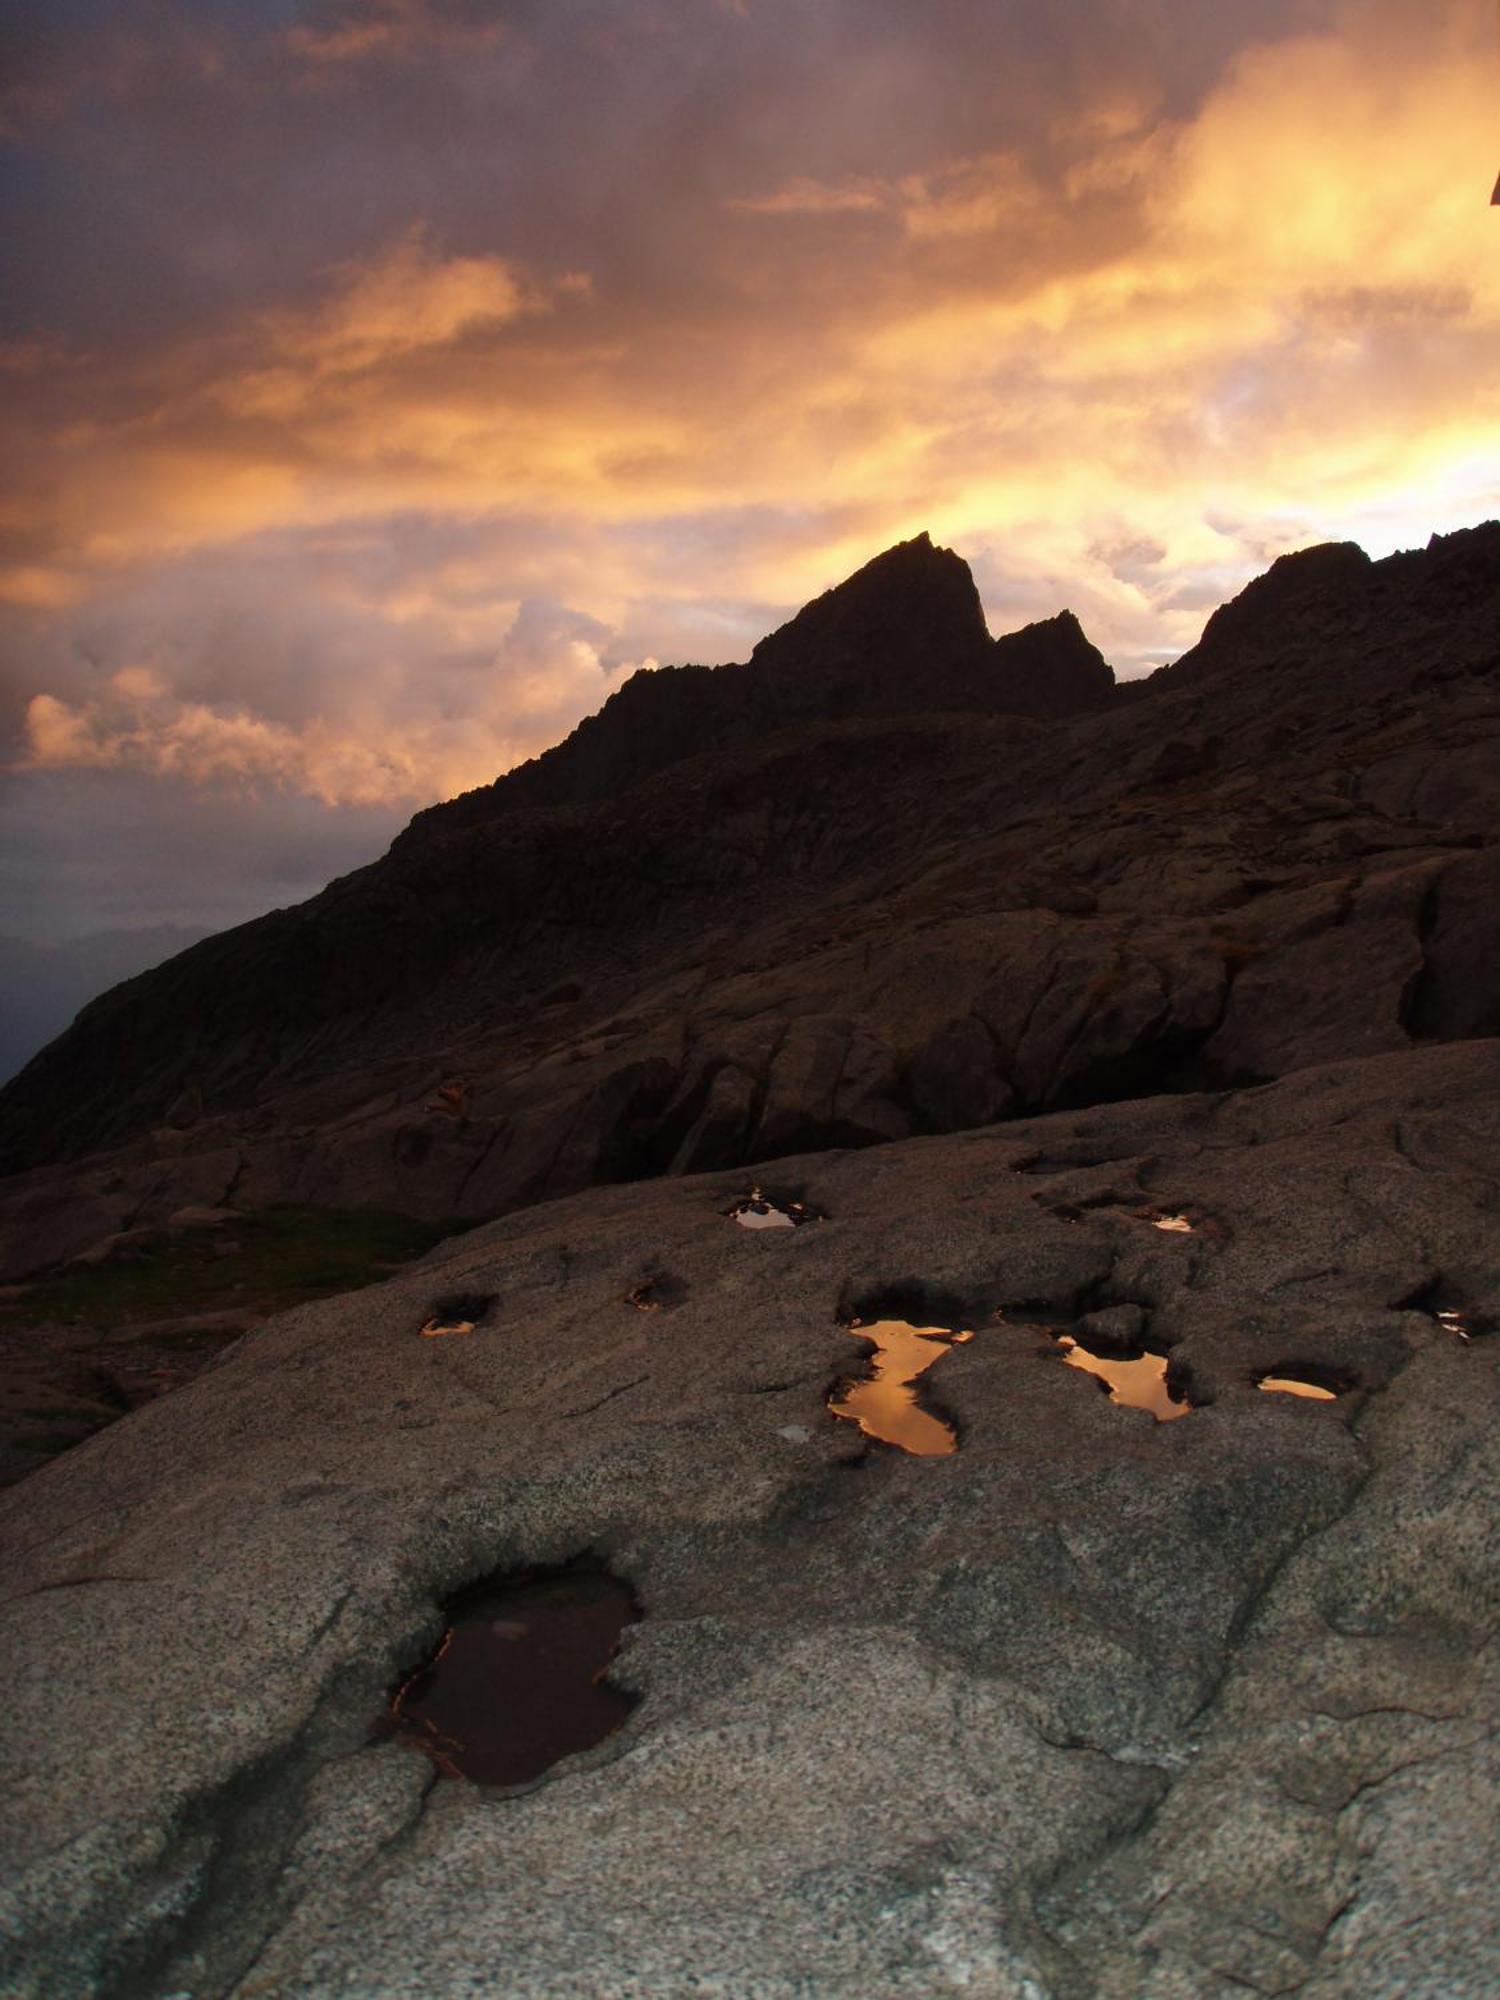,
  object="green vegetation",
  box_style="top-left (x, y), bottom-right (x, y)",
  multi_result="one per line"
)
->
top-left (19, 1401), bottom-right (122, 1426)
top-left (12, 1431), bottom-right (87, 1460)
top-left (0, 1206), bottom-right (465, 1333)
